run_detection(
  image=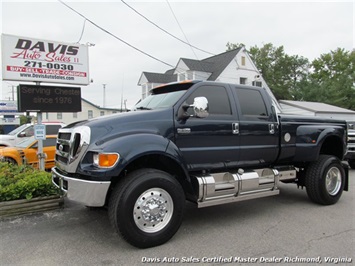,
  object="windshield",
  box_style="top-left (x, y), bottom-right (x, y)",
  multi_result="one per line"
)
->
top-left (7, 124), bottom-right (29, 136)
top-left (15, 137), bottom-right (36, 148)
top-left (134, 90), bottom-right (186, 110)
